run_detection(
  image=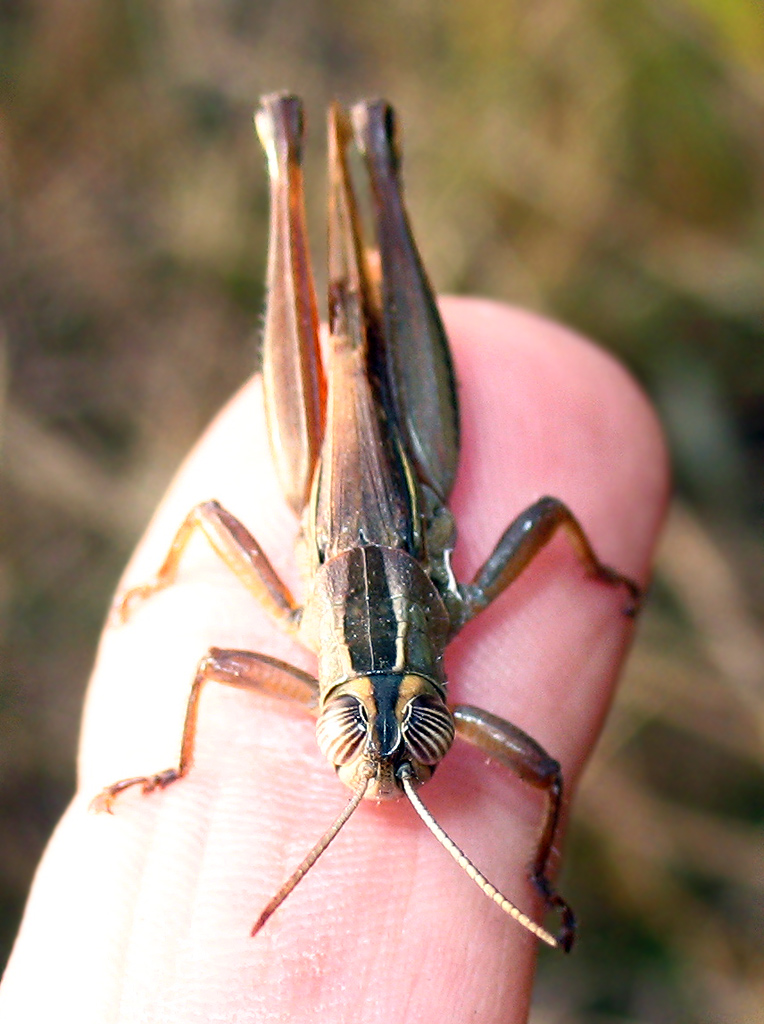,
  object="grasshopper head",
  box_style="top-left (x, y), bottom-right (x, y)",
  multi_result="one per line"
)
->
top-left (316, 673), bottom-right (455, 799)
